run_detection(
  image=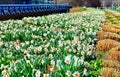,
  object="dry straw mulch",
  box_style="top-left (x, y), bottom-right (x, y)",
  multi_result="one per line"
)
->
top-left (102, 25), bottom-right (120, 33)
top-left (96, 39), bottom-right (120, 51)
top-left (107, 45), bottom-right (120, 61)
top-left (112, 24), bottom-right (120, 29)
top-left (70, 7), bottom-right (82, 13)
top-left (104, 20), bottom-right (111, 25)
top-left (98, 12), bottom-right (120, 77)
top-left (101, 67), bottom-right (120, 77)
top-left (96, 31), bottom-right (120, 40)
top-left (102, 60), bottom-right (120, 68)
top-left (70, 7), bottom-right (86, 13)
